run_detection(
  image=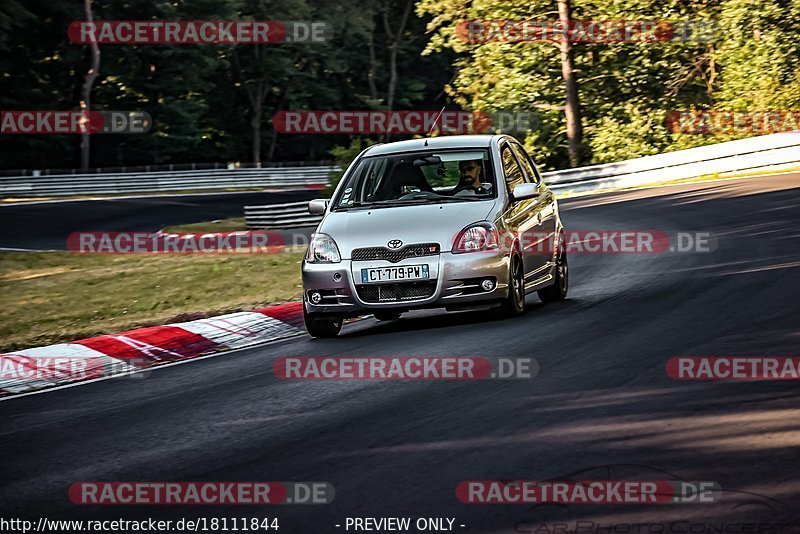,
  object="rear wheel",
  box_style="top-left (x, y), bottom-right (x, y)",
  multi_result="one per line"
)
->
top-left (303, 305), bottom-right (342, 338)
top-left (374, 311), bottom-right (401, 321)
top-left (538, 232), bottom-right (568, 303)
top-left (496, 254), bottom-right (526, 317)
